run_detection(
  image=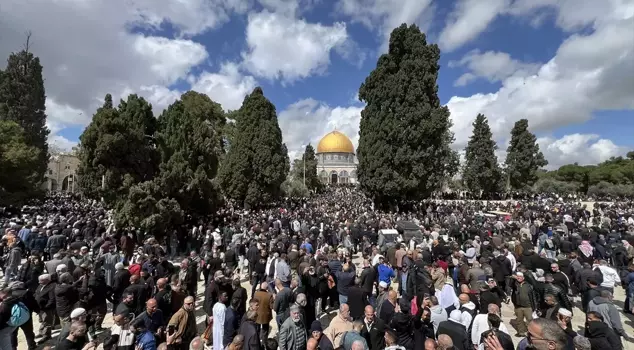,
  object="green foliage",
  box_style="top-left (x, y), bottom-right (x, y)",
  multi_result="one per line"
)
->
top-left (218, 87), bottom-right (290, 206)
top-left (0, 47), bottom-right (50, 200)
top-left (281, 177), bottom-right (310, 198)
top-left (462, 114), bottom-right (503, 196)
top-left (290, 144), bottom-right (321, 192)
top-left (505, 119), bottom-right (547, 191)
top-left (357, 24), bottom-right (458, 204)
top-left (0, 120), bottom-right (41, 205)
top-left (533, 177), bottom-right (578, 195)
top-left (540, 155), bottom-right (634, 197)
top-left (116, 91), bottom-right (226, 232)
top-left (77, 94), bottom-right (159, 205)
